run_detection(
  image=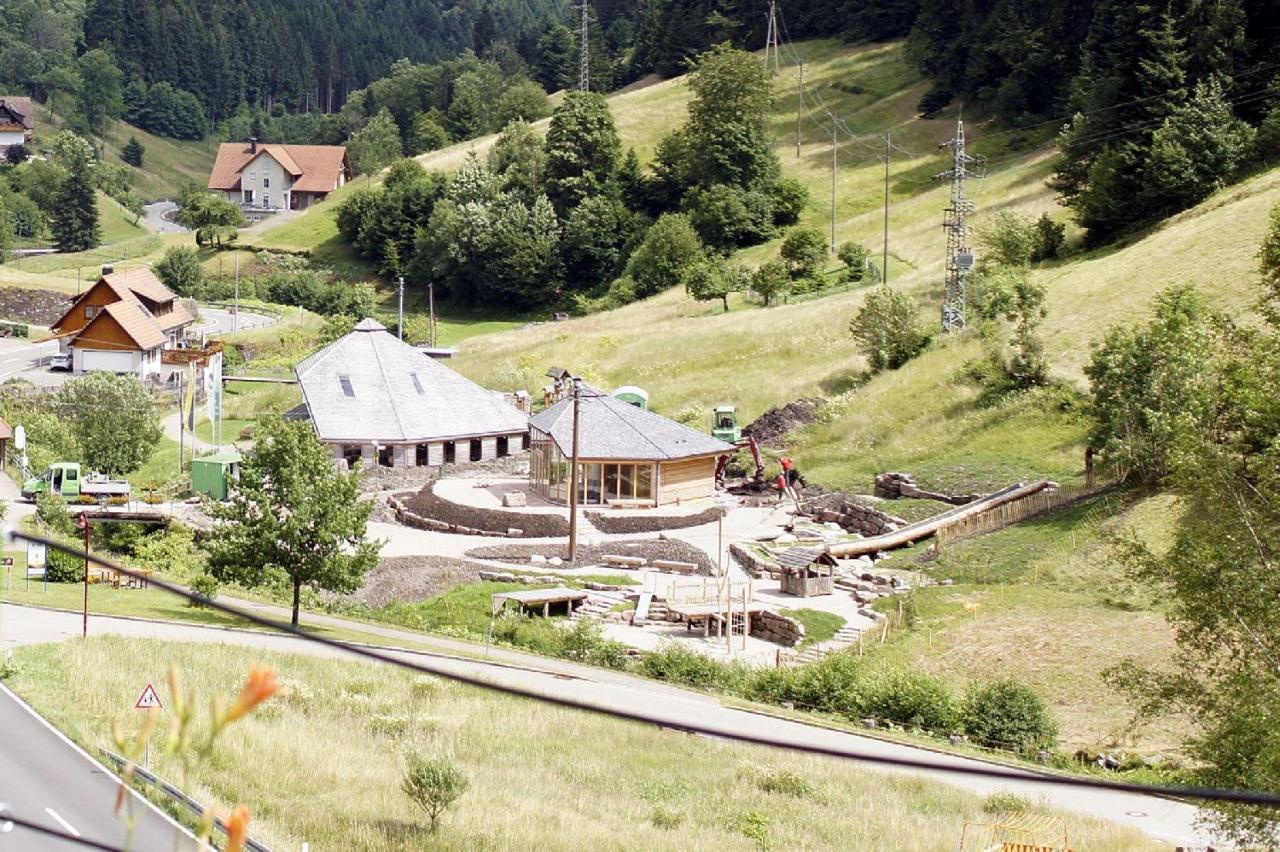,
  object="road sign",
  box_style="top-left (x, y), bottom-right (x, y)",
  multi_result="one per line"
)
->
top-left (13, 424), bottom-right (24, 450)
top-left (25, 541), bottom-right (45, 569)
top-left (135, 683), bottom-right (163, 710)
top-left (1, 557), bottom-right (11, 567)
